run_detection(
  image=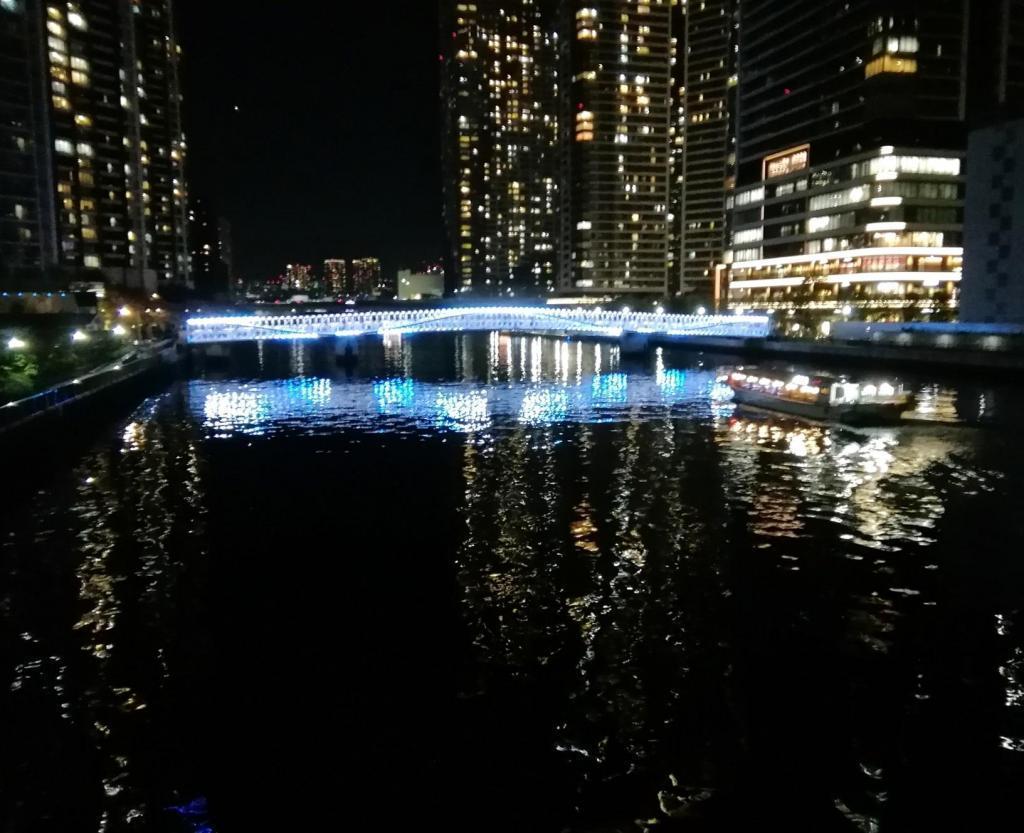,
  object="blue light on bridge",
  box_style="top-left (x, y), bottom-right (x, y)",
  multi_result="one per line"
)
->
top-left (184, 306), bottom-right (772, 345)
